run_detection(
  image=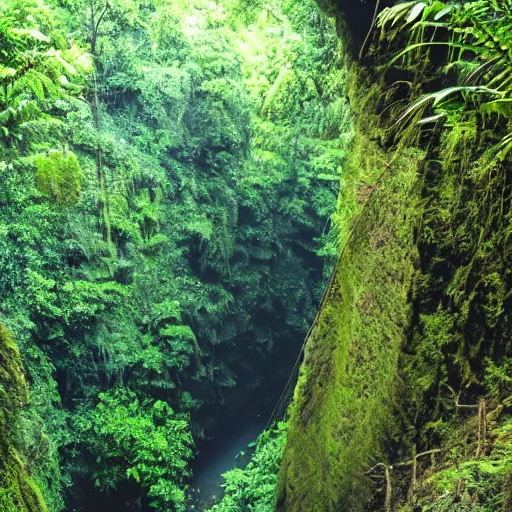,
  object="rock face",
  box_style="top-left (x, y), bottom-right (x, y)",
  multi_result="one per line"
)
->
top-left (0, 325), bottom-right (48, 512)
top-left (277, 1), bottom-right (512, 511)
